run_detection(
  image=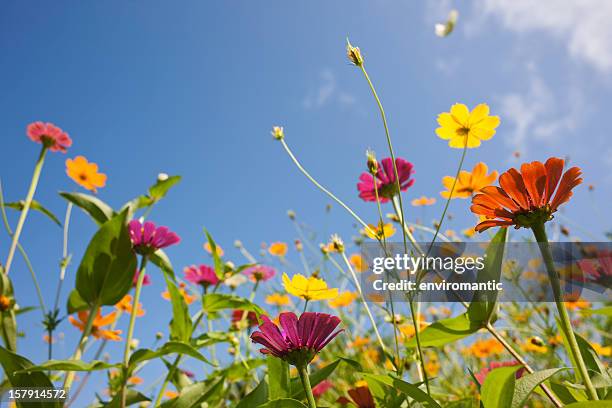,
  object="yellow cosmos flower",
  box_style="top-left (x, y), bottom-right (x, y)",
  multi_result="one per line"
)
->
top-left (592, 343), bottom-right (612, 357)
top-left (522, 337), bottom-right (548, 354)
top-left (436, 103), bottom-right (500, 148)
top-left (282, 273), bottom-right (338, 301)
top-left (328, 291), bottom-right (358, 308)
top-left (269, 242), bottom-right (288, 257)
top-left (468, 338), bottom-right (504, 358)
top-left (265, 293), bottom-right (291, 306)
top-left (203, 242), bottom-right (224, 257)
top-left (348, 336), bottom-right (370, 348)
top-left (441, 162), bottom-right (498, 199)
top-left (361, 222), bottom-right (396, 240)
top-left (65, 156), bottom-right (107, 192)
top-left (462, 227), bottom-right (476, 238)
top-left (349, 254), bottom-right (368, 272)
top-left (411, 196), bottom-right (436, 206)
